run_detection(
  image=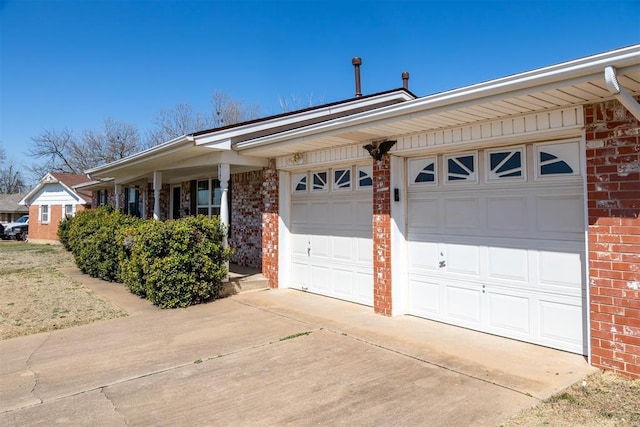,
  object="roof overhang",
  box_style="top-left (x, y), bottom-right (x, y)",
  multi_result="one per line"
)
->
top-left (86, 89), bottom-right (415, 183)
top-left (235, 44), bottom-right (640, 158)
